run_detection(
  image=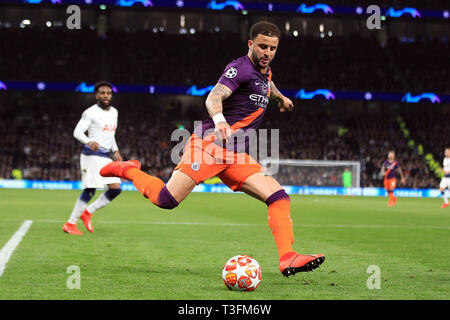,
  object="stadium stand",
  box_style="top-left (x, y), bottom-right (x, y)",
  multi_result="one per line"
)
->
top-left (0, 91), bottom-right (441, 188)
top-left (0, 29), bottom-right (448, 93)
